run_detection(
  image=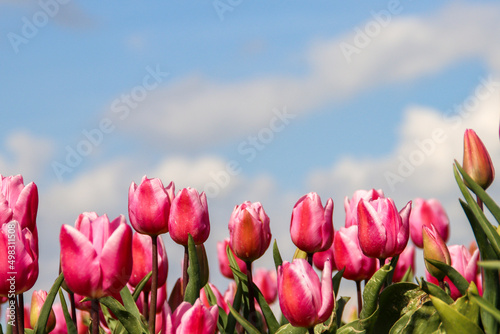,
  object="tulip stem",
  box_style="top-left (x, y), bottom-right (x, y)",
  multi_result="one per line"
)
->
top-left (69, 292), bottom-right (77, 328)
top-left (143, 290), bottom-right (149, 321)
top-left (182, 245), bottom-right (189, 296)
top-left (307, 253), bottom-right (313, 266)
top-left (245, 261), bottom-right (258, 328)
top-left (18, 294), bottom-right (24, 334)
top-left (149, 235), bottom-right (158, 334)
top-left (308, 328), bottom-right (314, 334)
top-left (90, 299), bottom-right (99, 334)
top-left (356, 280), bottom-right (362, 318)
